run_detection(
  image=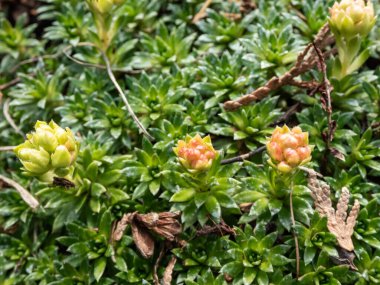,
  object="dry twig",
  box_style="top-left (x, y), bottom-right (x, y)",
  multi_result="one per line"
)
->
top-left (196, 220), bottom-right (235, 236)
top-left (3, 98), bottom-right (25, 138)
top-left (153, 246), bottom-right (166, 285)
top-left (64, 42), bottom-right (154, 140)
top-left (307, 172), bottom-right (360, 252)
top-left (221, 145), bottom-right (265, 165)
top-left (0, 146), bottom-right (15, 152)
top-left (223, 23), bottom-right (333, 111)
top-left (0, 174), bottom-right (39, 209)
top-left (312, 42), bottom-right (335, 145)
top-left (192, 0), bottom-right (213, 23)
top-left (0, 78), bottom-right (21, 91)
top-left (239, 0), bottom-right (256, 13)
